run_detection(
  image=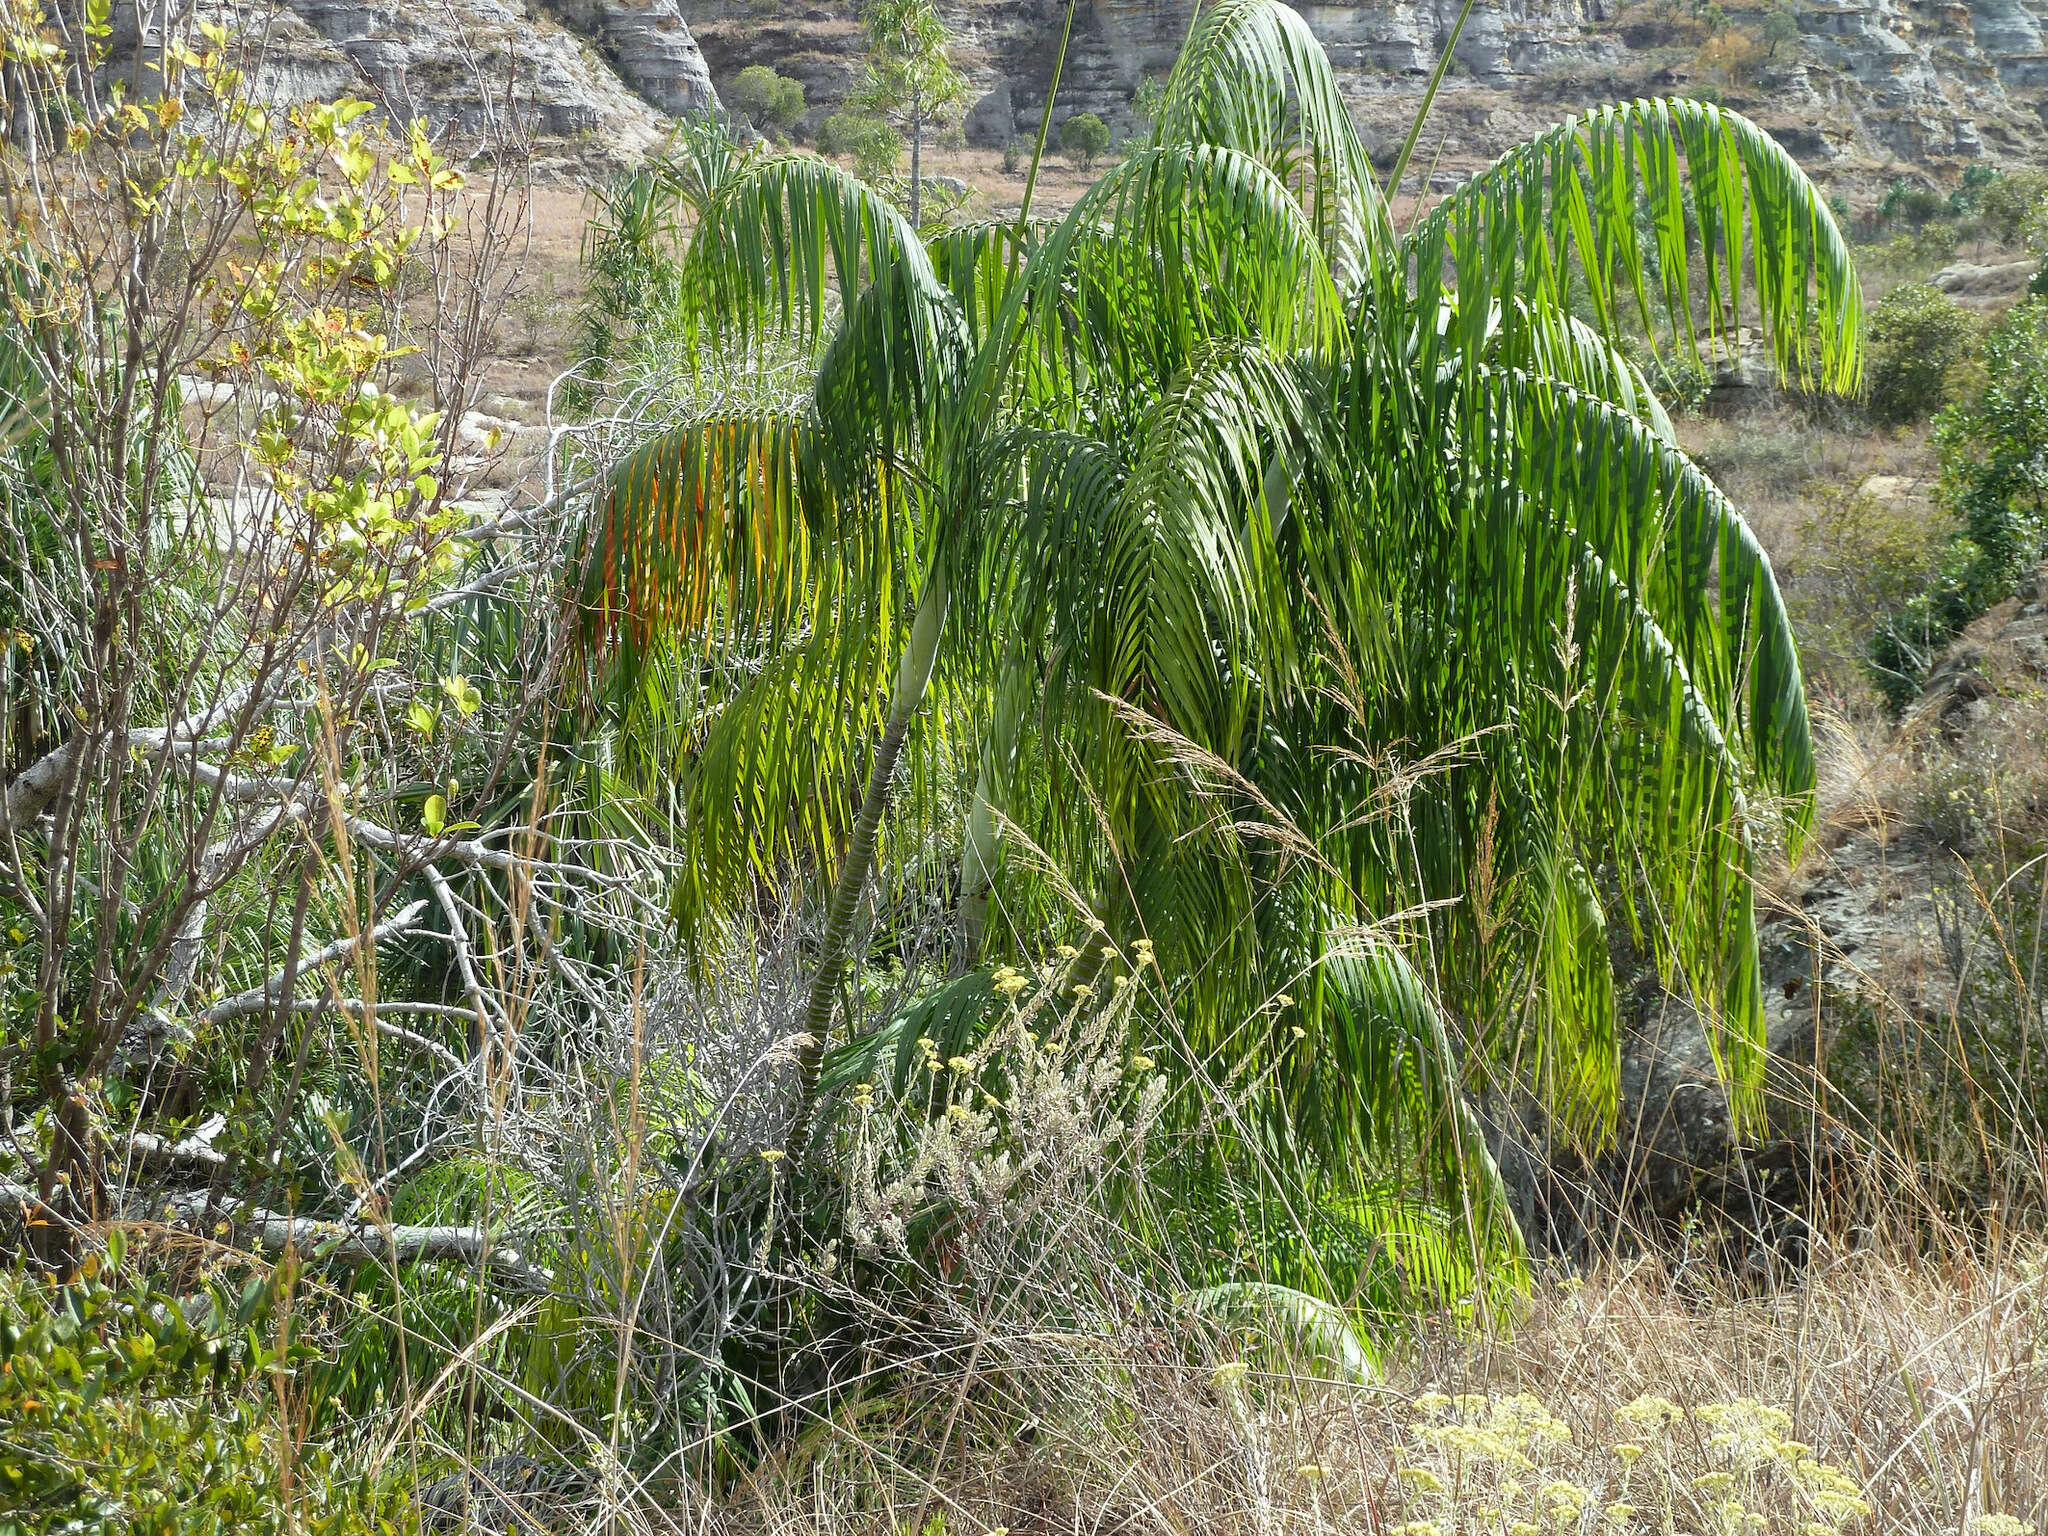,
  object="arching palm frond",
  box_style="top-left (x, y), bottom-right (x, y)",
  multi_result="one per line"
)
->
top-left (1086, 342), bottom-right (1312, 747)
top-left (1479, 370), bottom-right (1814, 823)
top-left (1017, 145), bottom-right (1344, 401)
top-left (1153, 0), bottom-right (1392, 282)
top-left (573, 410), bottom-right (886, 671)
top-left (681, 153), bottom-right (966, 369)
top-left (926, 219), bottom-right (1044, 350)
top-left (1404, 99), bottom-right (1862, 393)
top-left (1489, 298), bottom-right (1678, 444)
